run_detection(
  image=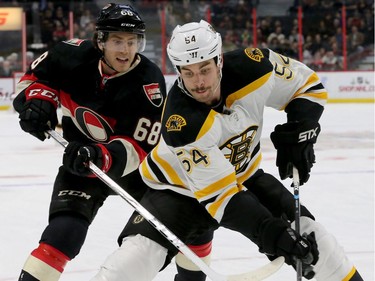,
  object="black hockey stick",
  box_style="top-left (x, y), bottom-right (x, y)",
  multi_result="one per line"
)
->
top-left (46, 129), bottom-right (284, 281)
top-left (292, 167), bottom-right (303, 281)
